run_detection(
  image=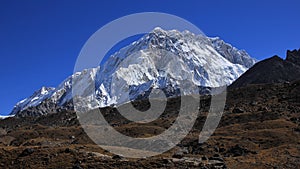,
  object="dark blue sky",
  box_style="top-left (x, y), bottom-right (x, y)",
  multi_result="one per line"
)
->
top-left (0, 0), bottom-right (299, 115)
